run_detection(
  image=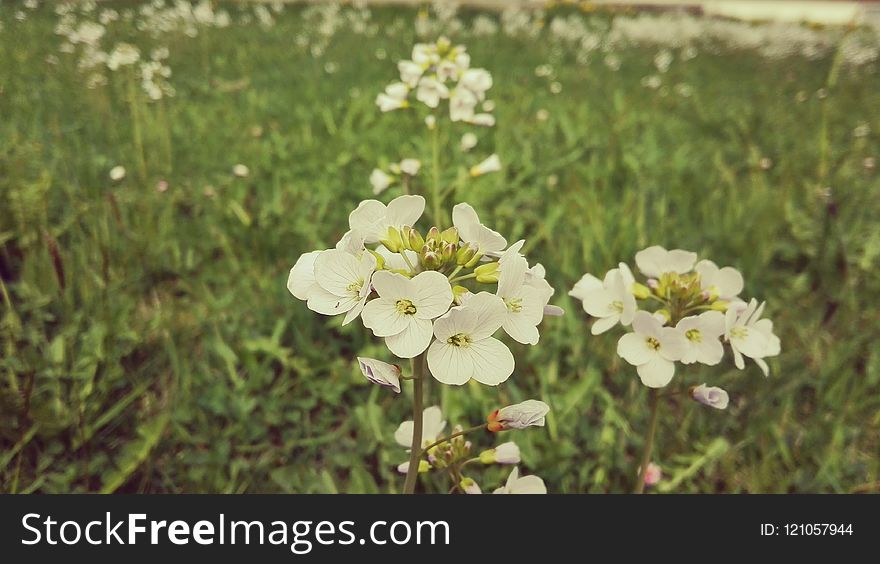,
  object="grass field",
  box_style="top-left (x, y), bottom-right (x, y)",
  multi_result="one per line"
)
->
top-left (1, 1), bottom-right (879, 494)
